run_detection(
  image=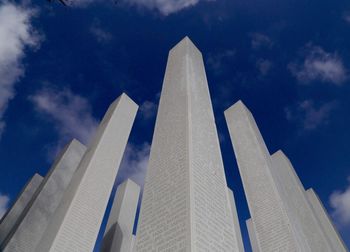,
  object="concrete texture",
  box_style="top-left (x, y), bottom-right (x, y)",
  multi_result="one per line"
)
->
top-left (246, 218), bottom-right (260, 252)
top-left (306, 188), bottom-right (348, 252)
top-left (228, 188), bottom-right (244, 252)
top-left (134, 37), bottom-right (241, 252)
top-left (0, 173), bottom-right (43, 245)
top-left (1, 139), bottom-right (86, 252)
top-left (270, 150), bottom-right (332, 251)
top-left (224, 101), bottom-right (298, 251)
top-left (100, 179), bottom-right (140, 252)
top-left (35, 93), bottom-right (138, 252)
